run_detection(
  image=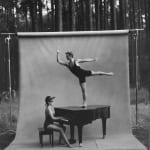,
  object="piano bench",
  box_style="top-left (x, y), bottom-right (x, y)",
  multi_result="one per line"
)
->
top-left (38, 128), bottom-right (54, 147)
